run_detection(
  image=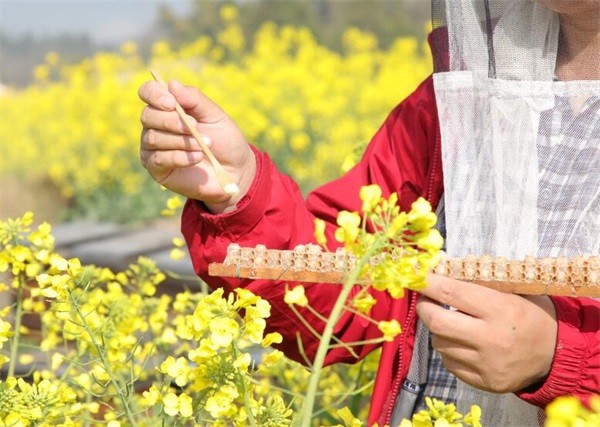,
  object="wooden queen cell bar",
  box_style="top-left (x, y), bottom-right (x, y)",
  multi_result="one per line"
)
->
top-left (209, 243), bottom-right (600, 297)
